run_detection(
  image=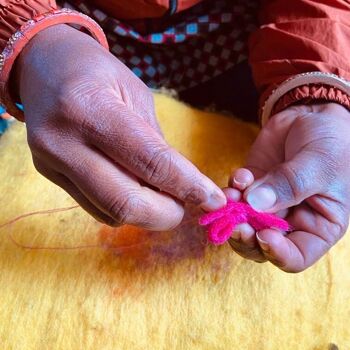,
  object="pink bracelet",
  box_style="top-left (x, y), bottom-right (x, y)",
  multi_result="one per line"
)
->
top-left (0, 8), bottom-right (109, 122)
